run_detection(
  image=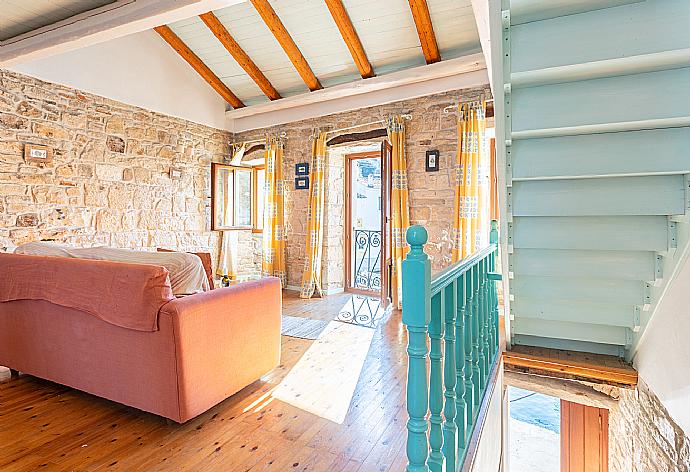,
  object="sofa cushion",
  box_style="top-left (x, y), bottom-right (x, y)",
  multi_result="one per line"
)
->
top-left (157, 248), bottom-right (214, 290)
top-left (0, 253), bottom-right (174, 332)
